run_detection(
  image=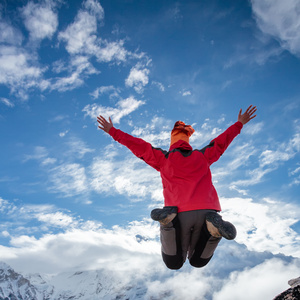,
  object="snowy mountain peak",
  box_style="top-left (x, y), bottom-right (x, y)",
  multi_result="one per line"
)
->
top-left (1, 260), bottom-right (295, 300)
top-left (0, 261), bottom-right (40, 300)
top-left (0, 261), bottom-right (148, 300)
top-left (0, 262), bottom-right (10, 272)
